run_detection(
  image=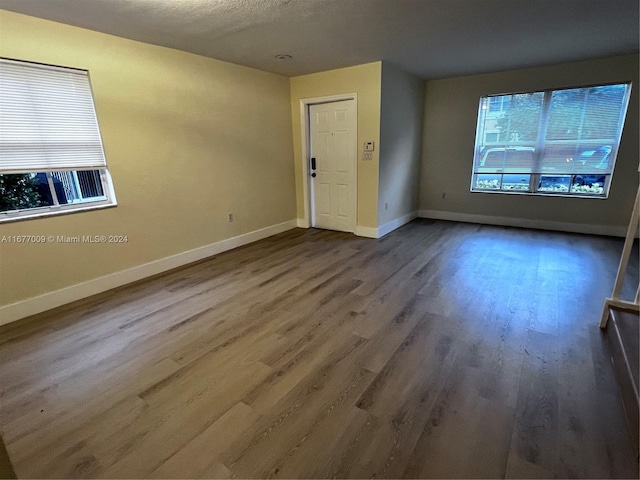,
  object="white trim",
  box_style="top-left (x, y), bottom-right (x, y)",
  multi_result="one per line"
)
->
top-left (378, 211), bottom-right (418, 238)
top-left (0, 201), bottom-right (117, 224)
top-left (0, 219), bottom-right (298, 326)
top-left (355, 225), bottom-right (378, 238)
top-left (298, 218), bottom-right (383, 239)
top-left (353, 211), bottom-right (418, 239)
top-left (418, 209), bottom-right (627, 237)
top-left (299, 93), bottom-right (358, 232)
